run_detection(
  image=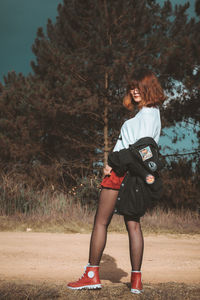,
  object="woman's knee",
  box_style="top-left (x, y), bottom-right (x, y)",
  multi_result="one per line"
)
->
top-left (94, 213), bottom-right (112, 228)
